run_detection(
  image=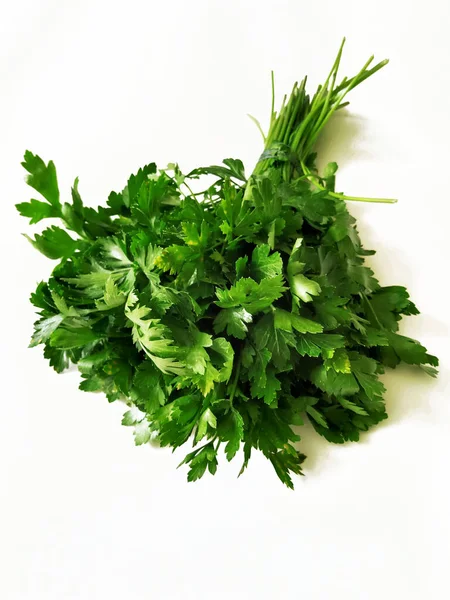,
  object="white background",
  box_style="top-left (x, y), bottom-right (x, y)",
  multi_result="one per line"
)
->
top-left (1, 1), bottom-right (449, 598)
